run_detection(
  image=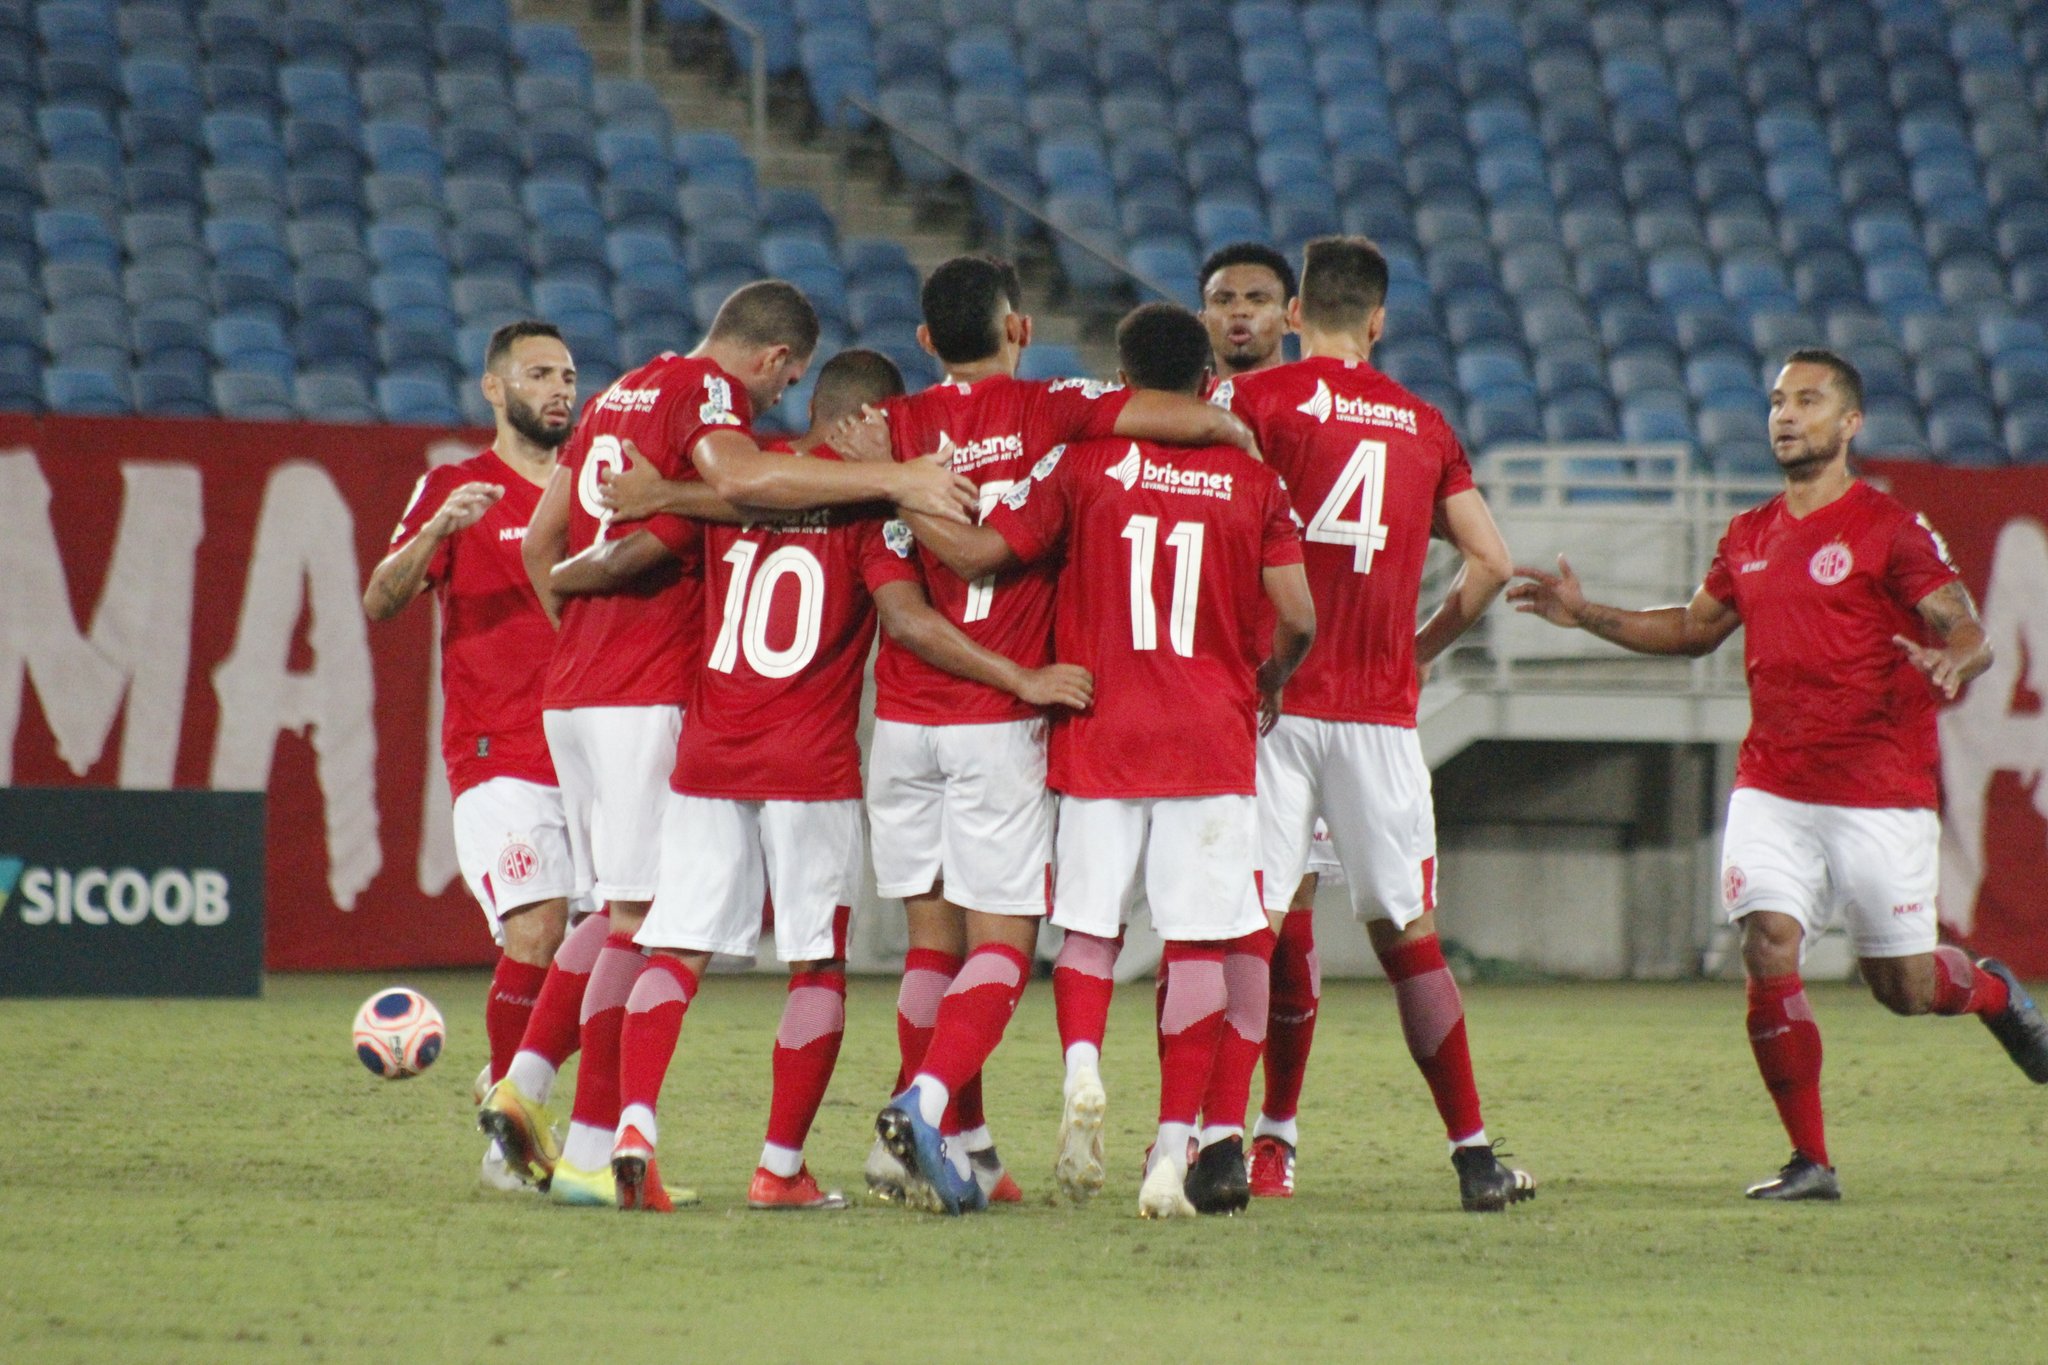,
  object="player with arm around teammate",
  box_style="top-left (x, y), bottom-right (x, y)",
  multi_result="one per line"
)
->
top-left (362, 320), bottom-right (581, 1192)
top-left (1509, 348), bottom-right (2047, 1201)
top-left (890, 303), bottom-right (1316, 1217)
top-left (1217, 237), bottom-right (1534, 1212)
